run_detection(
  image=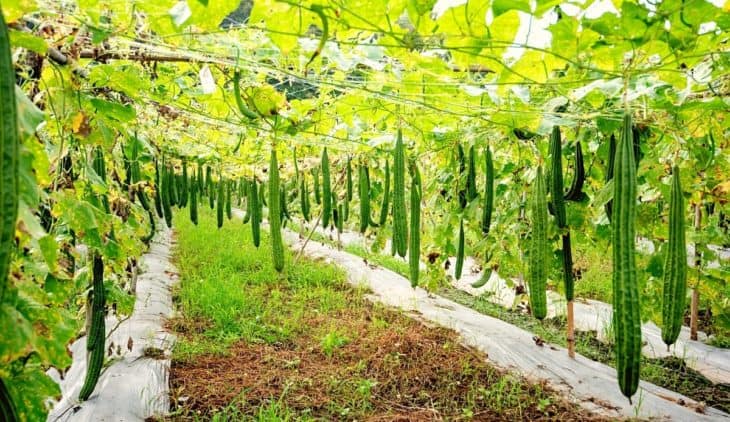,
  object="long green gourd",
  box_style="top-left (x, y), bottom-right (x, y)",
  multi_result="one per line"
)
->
top-left (0, 378), bottom-right (17, 422)
top-left (393, 129), bottom-right (408, 257)
top-left (79, 253), bottom-right (106, 400)
top-left (409, 160), bottom-right (421, 288)
top-left (300, 175), bottom-right (310, 221)
top-left (162, 167), bottom-right (173, 228)
top-left (0, 12), bottom-right (19, 399)
top-left (336, 203), bottom-right (344, 234)
top-left (226, 180), bottom-right (232, 220)
top-left (481, 146), bottom-right (494, 234)
top-left (605, 134), bottom-right (617, 221)
top-left (180, 161), bottom-right (188, 207)
top-left (169, 168), bottom-right (179, 207)
top-left (260, 179), bottom-right (267, 206)
top-left (251, 179), bottom-right (261, 247)
top-left (564, 141), bottom-right (585, 201)
top-left (344, 158), bottom-right (352, 222)
top-left (93, 147), bottom-right (110, 213)
top-left (662, 166), bottom-right (687, 348)
top-left (313, 168), bottom-right (321, 205)
top-left (529, 166), bottom-right (548, 320)
top-left (378, 160), bottom-right (390, 226)
top-left (359, 164), bottom-right (369, 233)
top-left (216, 176), bottom-right (224, 229)
top-left (322, 148), bottom-right (332, 228)
top-left (457, 143), bottom-right (467, 209)
top-left (550, 126), bottom-right (566, 228)
top-left (189, 173), bottom-right (198, 225)
top-left (153, 159), bottom-right (164, 218)
top-left (346, 157), bottom-right (353, 201)
top-left (242, 179), bottom-right (252, 224)
top-left (612, 112), bottom-right (640, 402)
top-left (269, 149), bottom-right (285, 272)
top-left (466, 145), bottom-right (478, 202)
top-left (455, 218), bottom-right (465, 280)
top-left (550, 127), bottom-right (574, 303)
top-left (197, 164), bottom-right (204, 197)
top-left (207, 167), bottom-right (215, 209)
